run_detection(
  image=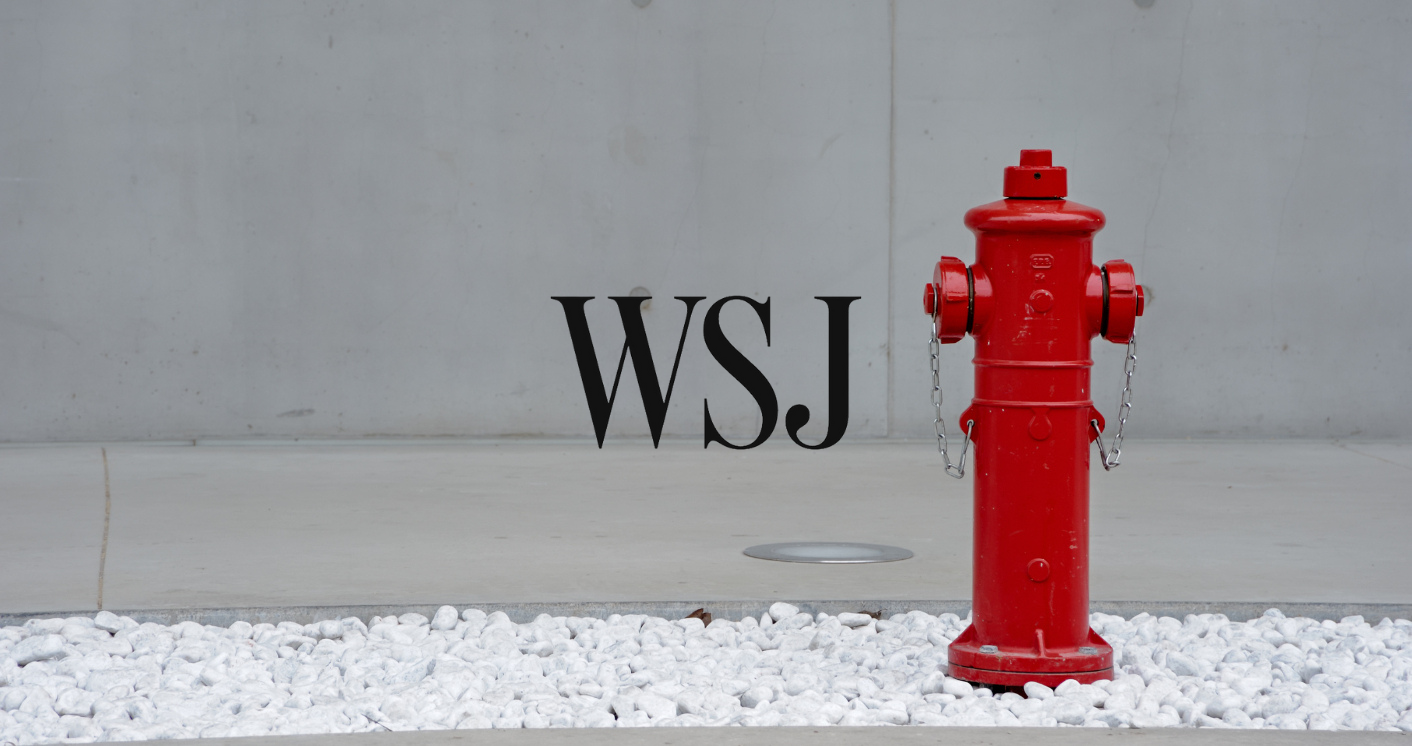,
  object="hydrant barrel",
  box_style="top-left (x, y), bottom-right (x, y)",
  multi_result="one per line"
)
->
top-left (925, 150), bottom-right (1144, 687)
